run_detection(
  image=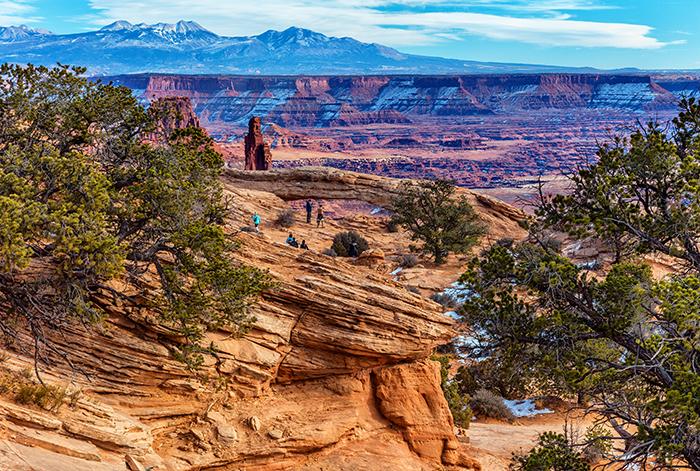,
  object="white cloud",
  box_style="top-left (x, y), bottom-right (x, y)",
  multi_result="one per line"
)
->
top-left (0, 0), bottom-right (41, 25)
top-left (85, 0), bottom-right (678, 49)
